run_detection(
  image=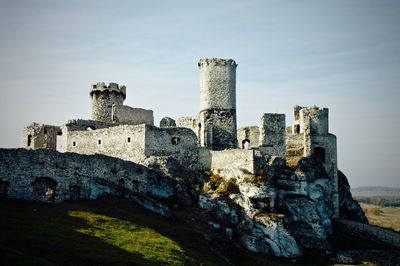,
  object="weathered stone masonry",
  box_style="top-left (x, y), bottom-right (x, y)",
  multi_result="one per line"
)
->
top-left (20, 58), bottom-right (339, 217)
